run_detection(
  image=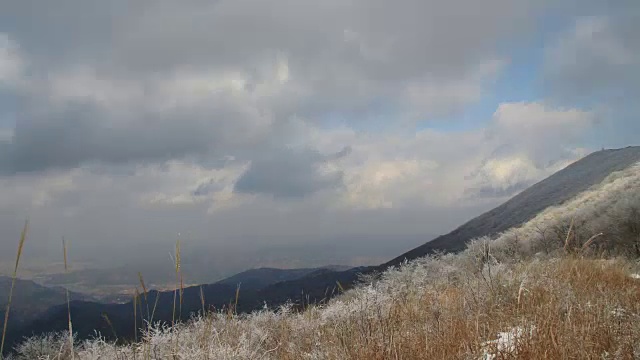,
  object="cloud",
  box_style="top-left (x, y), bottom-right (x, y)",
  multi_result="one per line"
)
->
top-left (234, 147), bottom-right (348, 198)
top-left (0, 33), bottom-right (24, 88)
top-left (402, 59), bottom-right (505, 119)
top-left (0, 100), bottom-right (600, 266)
top-left (0, 101), bottom-right (595, 215)
top-left (1, 103), bottom-right (213, 174)
top-left (138, 160), bottom-right (249, 210)
top-left (0, 0), bottom-right (635, 267)
top-left (0, 0), bottom-right (543, 181)
top-left (0, 71), bottom-right (278, 174)
top-left (339, 158), bottom-right (440, 209)
top-left (0, 128), bottom-right (12, 142)
top-left (282, 102), bottom-right (595, 209)
top-left (466, 102), bottom-right (594, 198)
top-left (542, 6), bottom-right (640, 148)
top-left (545, 14), bottom-right (639, 101)
top-left (466, 155), bottom-right (578, 198)
top-left (487, 102), bottom-right (594, 162)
